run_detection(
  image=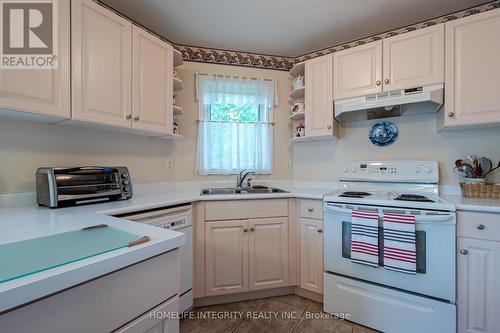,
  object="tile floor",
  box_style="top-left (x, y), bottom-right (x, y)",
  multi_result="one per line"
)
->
top-left (180, 295), bottom-right (379, 333)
